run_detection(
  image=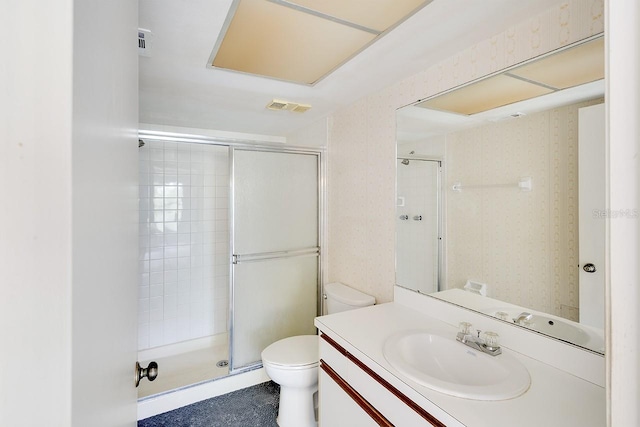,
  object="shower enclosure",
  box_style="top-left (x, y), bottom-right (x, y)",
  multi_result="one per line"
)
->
top-left (137, 136), bottom-right (321, 398)
top-left (396, 157), bottom-right (441, 294)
